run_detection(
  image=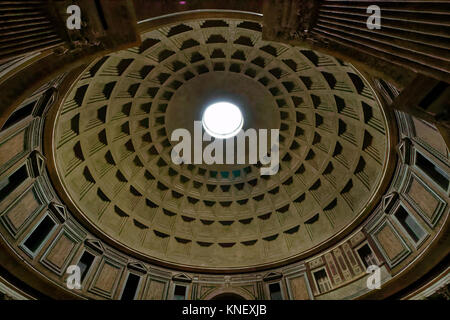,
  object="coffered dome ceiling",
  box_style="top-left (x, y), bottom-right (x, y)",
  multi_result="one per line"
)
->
top-left (51, 17), bottom-right (392, 271)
